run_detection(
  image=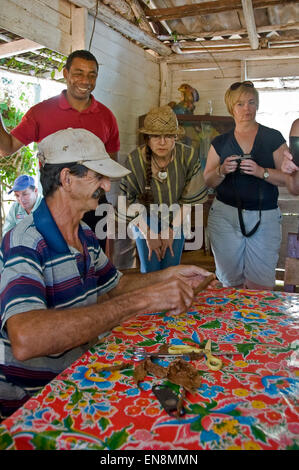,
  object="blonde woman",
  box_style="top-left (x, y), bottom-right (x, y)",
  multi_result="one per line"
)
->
top-left (117, 105), bottom-right (207, 273)
top-left (204, 81), bottom-right (288, 290)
